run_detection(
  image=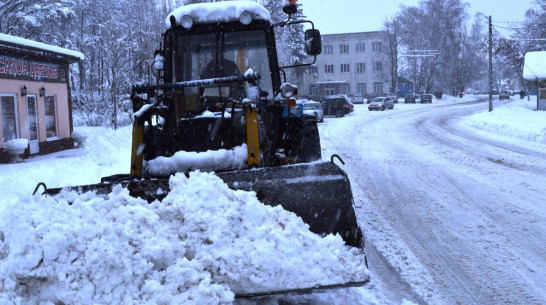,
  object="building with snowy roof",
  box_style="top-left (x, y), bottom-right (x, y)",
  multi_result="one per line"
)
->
top-left (301, 31), bottom-right (394, 100)
top-left (523, 51), bottom-right (546, 111)
top-left (0, 33), bottom-right (83, 162)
